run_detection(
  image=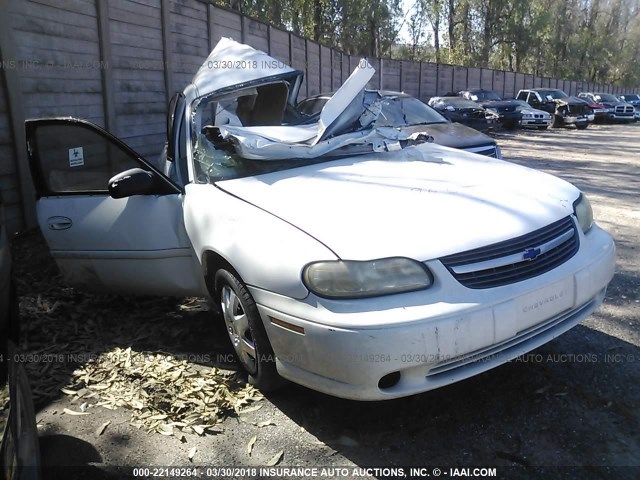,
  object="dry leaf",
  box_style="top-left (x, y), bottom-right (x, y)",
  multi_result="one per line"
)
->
top-left (188, 447), bottom-right (197, 461)
top-left (266, 450), bottom-right (284, 466)
top-left (63, 408), bottom-right (90, 416)
top-left (96, 421), bottom-right (111, 436)
top-left (238, 405), bottom-right (263, 414)
top-left (247, 435), bottom-right (257, 456)
top-left (257, 420), bottom-right (276, 428)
